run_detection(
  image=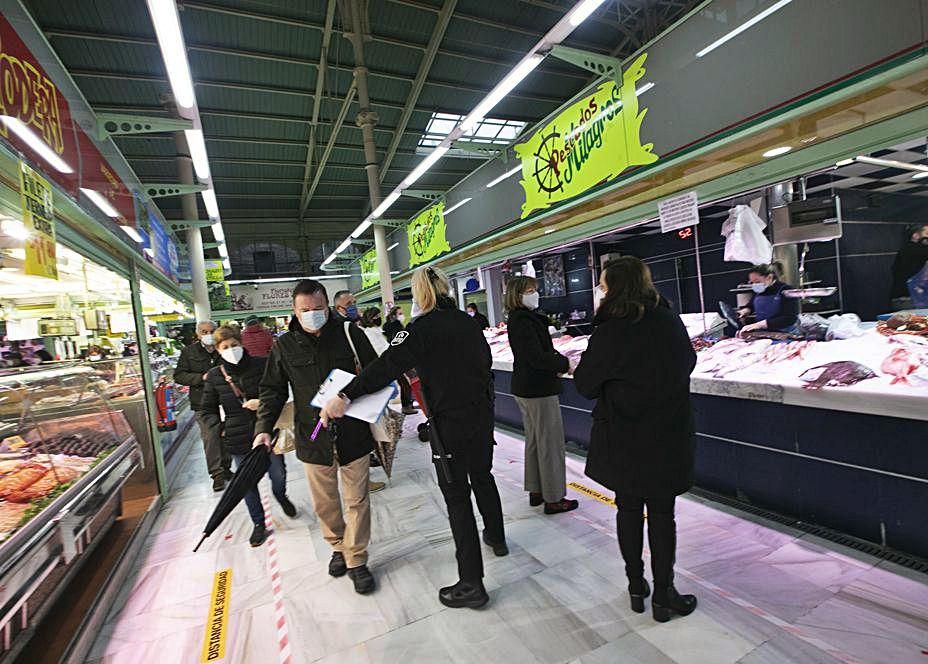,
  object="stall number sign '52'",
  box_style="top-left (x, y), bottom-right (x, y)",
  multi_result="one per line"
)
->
top-left (515, 53), bottom-right (659, 218)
